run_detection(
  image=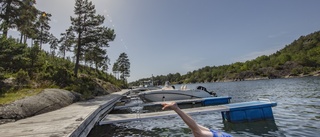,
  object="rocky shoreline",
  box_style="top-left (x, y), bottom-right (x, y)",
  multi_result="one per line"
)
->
top-left (0, 89), bottom-right (81, 124)
top-left (0, 76), bottom-right (122, 125)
